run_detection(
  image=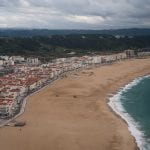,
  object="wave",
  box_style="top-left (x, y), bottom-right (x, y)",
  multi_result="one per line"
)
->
top-left (108, 75), bottom-right (150, 150)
